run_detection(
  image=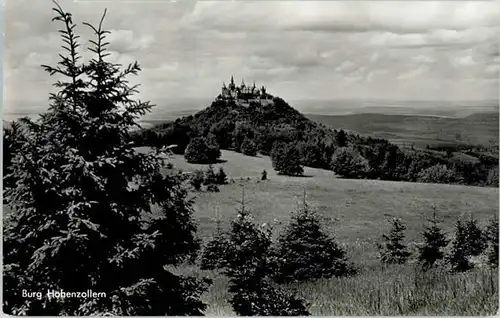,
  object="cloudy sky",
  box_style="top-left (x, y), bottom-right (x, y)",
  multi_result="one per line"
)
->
top-left (4, 0), bottom-right (500, 115)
